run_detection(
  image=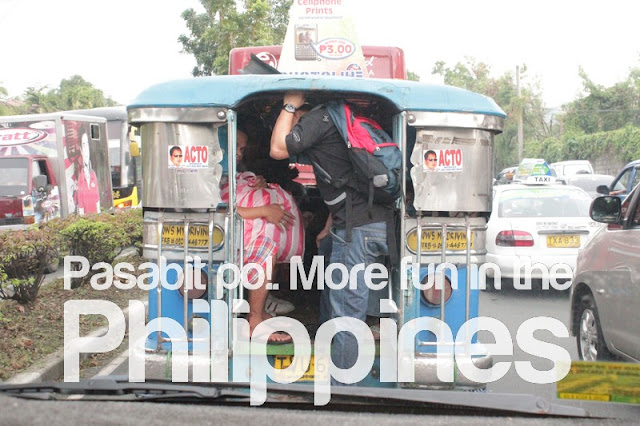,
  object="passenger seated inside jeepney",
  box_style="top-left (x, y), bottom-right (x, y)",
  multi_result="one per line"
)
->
top-left (220, 127), bottom-right (305, 344)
